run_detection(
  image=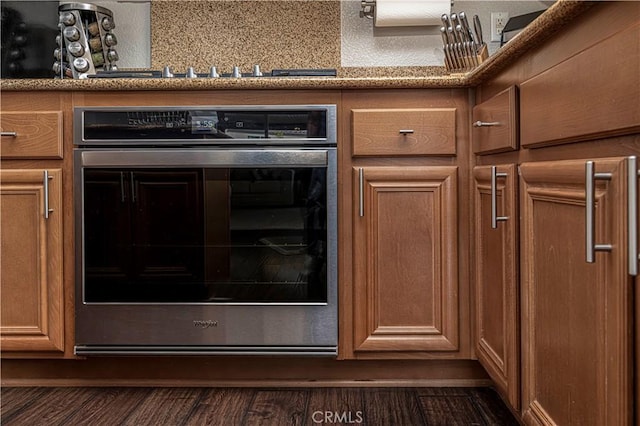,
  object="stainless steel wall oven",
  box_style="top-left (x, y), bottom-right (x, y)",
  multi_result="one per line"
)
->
top-left (74, 105), bottom-right (337, 355)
